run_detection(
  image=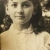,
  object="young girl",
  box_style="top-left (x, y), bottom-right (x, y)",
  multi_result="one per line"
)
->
top-left (1, 0), bottom-right (50, 50)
